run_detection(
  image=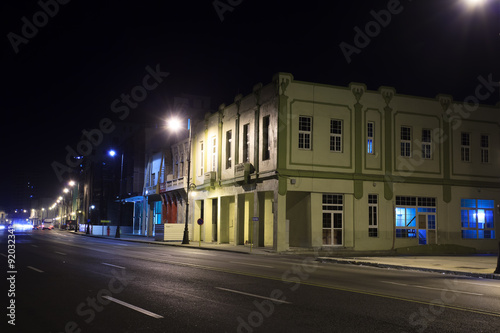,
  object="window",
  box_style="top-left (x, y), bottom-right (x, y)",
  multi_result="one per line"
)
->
top-left (298, 116), bottom-right (312, 150)
top-left (322, 194), bottom-right (343, 245)
top-left (173, 154), bottom-right (178, 180)
top-left (179, 153), bottom-right (184, 178)
top-left (395, 196), bottom-right (436, 244)
top-left (422, 129), bottom-right (431, 159)
top-left (400, 126), bottom-right (411, 157)
top-left (243, 124), bottom-right (250, 162)
top-left (461, 132), bottom-right (470, 162)
top-left (481, 134), bottom-right (489, 163)
top-left (330, 119), bottom-right (342, 152)
top-left (199, 141), bottom-right (204, 176)
top-left (226, 130), bottom-right (232, 169)
top-left (367, 122), bottom-right (374, 154)
top-left (461, 199), bottom-right (495, 239)
top-left (211, 136), bottom-right (217, 172)
top-left (262, 116), bottom-right (270, 160)
top-left (368, 194), bottom-right (378, 237)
